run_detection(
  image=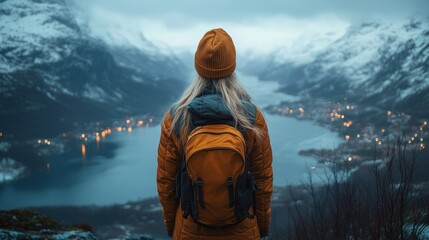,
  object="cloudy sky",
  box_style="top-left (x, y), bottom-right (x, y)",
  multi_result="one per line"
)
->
top-left (71, 0), bottom-right (428, 61)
